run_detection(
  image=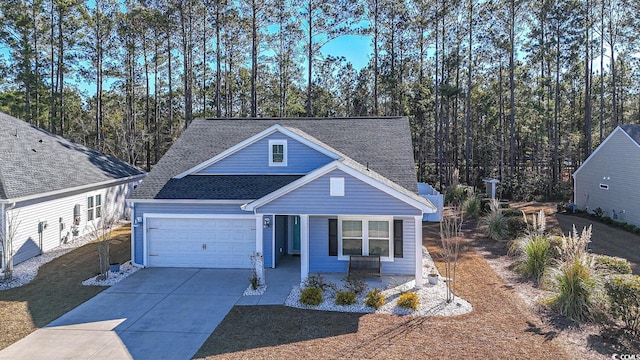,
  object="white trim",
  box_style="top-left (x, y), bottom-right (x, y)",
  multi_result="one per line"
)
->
top-left (174, 124), bottom-right (340, 178)
top-left (127, 199), bottom-right (251, 204)
top-left (1, 175), bottom-right (144, 204)
top-left (300, 215), bottom-right (309, 282)
top-left (255, 215), bottom-right (263, 258)
top-left (131, 203), bottom-right (139, 266)
top-left (271, 215), bottom-right (276, 268)
top-left (269, 139), bottom-right (288, 167)
top-left (337, 216), bottom-right (394, 262)
top-left (242, 161), bottom-right (436, 213)
top-left (414, 216), bottom-right (423, 289)
top-left (573, 126), bottom-right (640, 178)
